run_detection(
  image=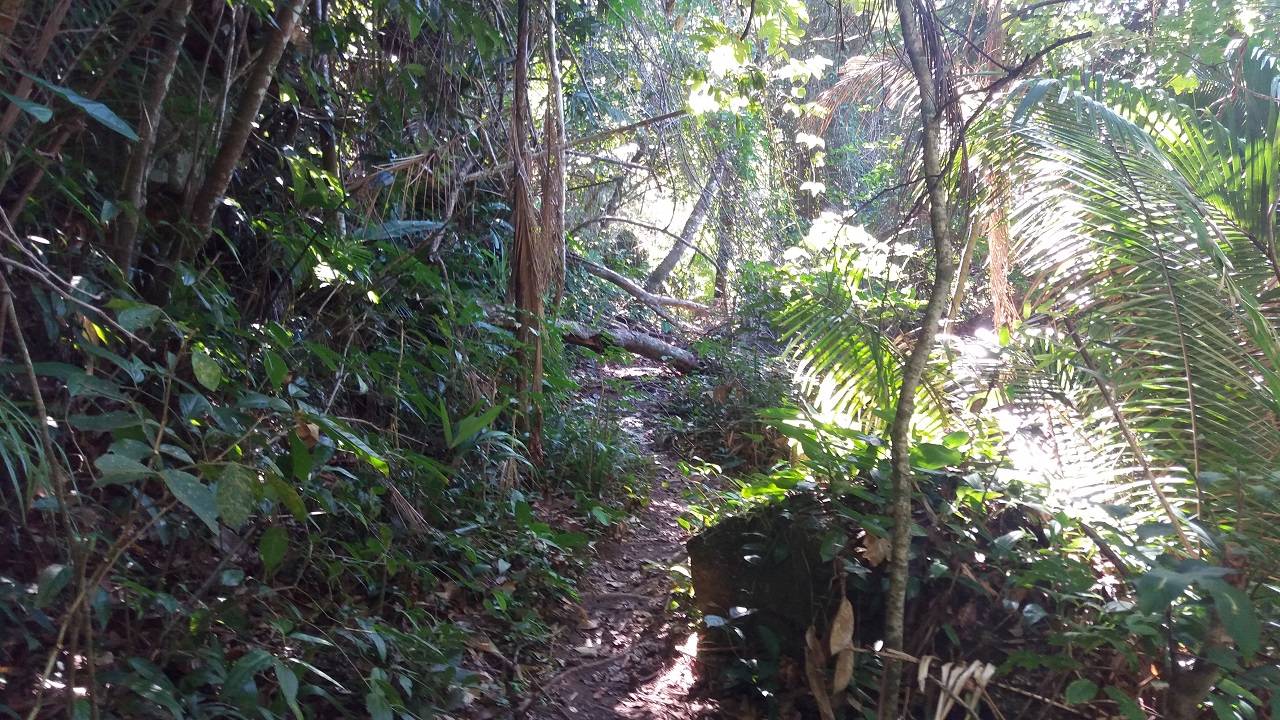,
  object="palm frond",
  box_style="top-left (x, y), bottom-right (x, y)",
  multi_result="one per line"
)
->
top-left (999, 68), bottom-right (1280, 525)
top-left (777, 260), bottom-right (951, 437)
